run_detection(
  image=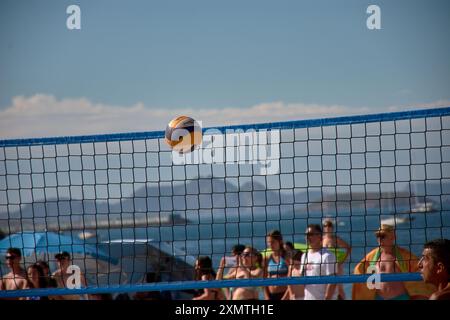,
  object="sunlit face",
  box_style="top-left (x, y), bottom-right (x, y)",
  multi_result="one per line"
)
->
top-left (5, 253), bottom-right (20, 269)
top-left (323, 225), bottom-right (333, 234)
top-left (305, 227), bottom-right (322, 247)
top-left (266, 236), bottom-right (280, 251)
top-left (376, 232), bottom-right (395, 247)
top-left (418, 248), bottom-right (437, 284)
